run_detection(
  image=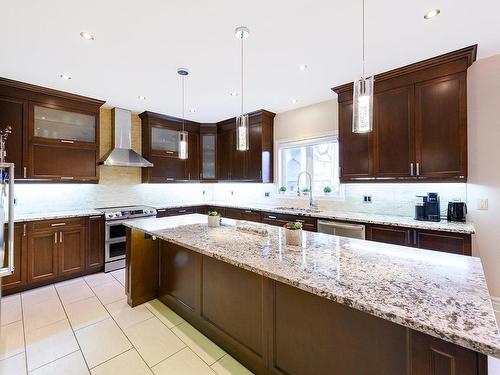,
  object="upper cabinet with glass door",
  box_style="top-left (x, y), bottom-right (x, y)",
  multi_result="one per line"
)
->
top-left (151, 126), bottom-right (179, 156)
top-left (33, 106), bottom-right (96, 143)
